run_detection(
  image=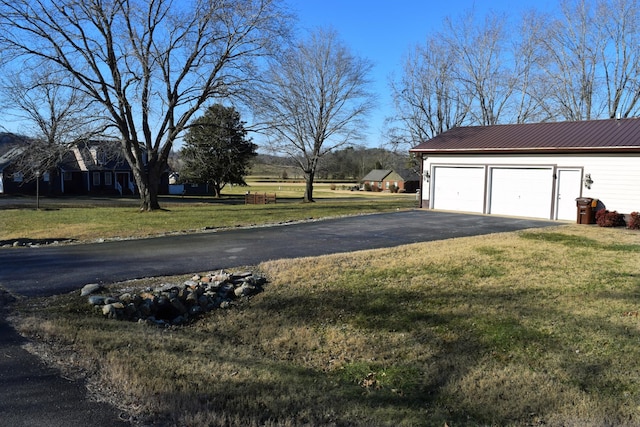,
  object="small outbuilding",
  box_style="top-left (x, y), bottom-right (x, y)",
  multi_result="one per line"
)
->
top-left (410, 119), bottom-right (640, 220)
